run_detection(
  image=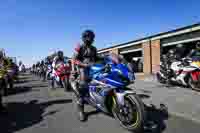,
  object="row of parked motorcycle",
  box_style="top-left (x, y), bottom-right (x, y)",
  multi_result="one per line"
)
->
top-left (156, 54), bottom-right (200, 91)
top-left (31, 57), bottom-right (71, 91)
